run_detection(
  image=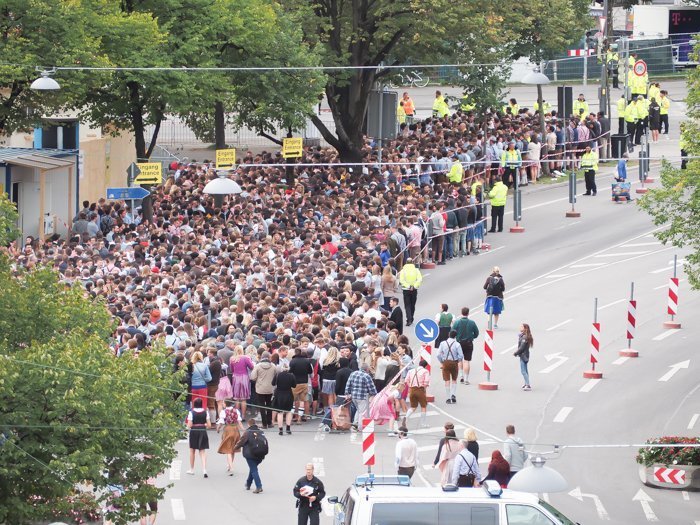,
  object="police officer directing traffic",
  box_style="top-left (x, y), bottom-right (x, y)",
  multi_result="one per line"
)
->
top-left (398, 257), bottom-right (423, 327)
top-left (293, 463), bottom-right (326, 525)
